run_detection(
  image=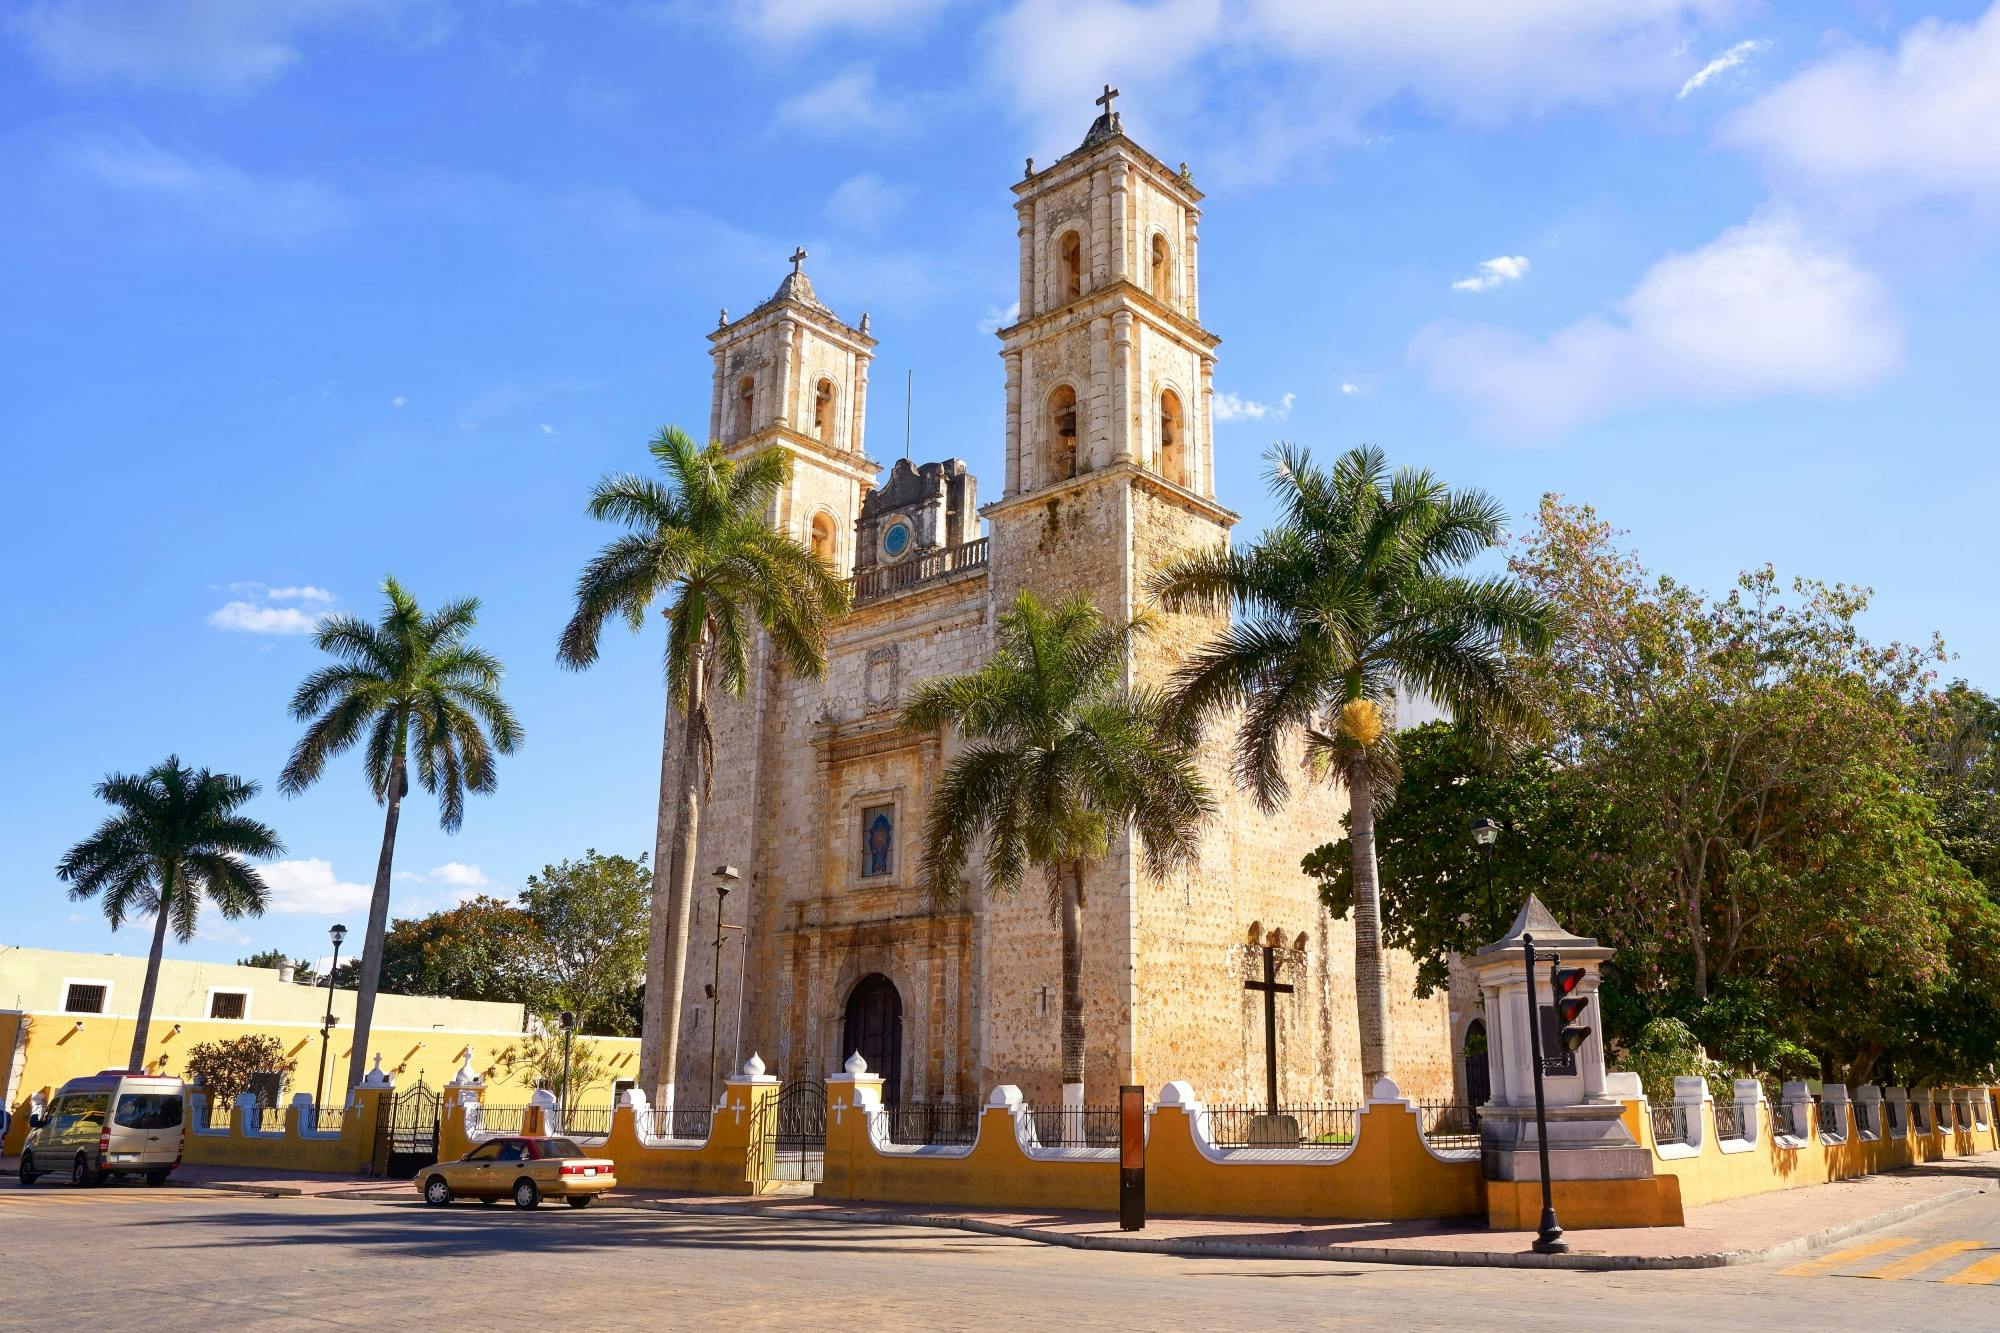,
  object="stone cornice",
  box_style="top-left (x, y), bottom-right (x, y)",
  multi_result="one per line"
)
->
top-left (710, 295), bottom-right (877, 356)
top-left (980, 460), bottom-right (1238, 529)
top-left (1014, 130), bottom-right (1203, 209)
top-left (994, 278), bottom-right (1221, 352)
top-left (724, 427), bottom-right (881, 484)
